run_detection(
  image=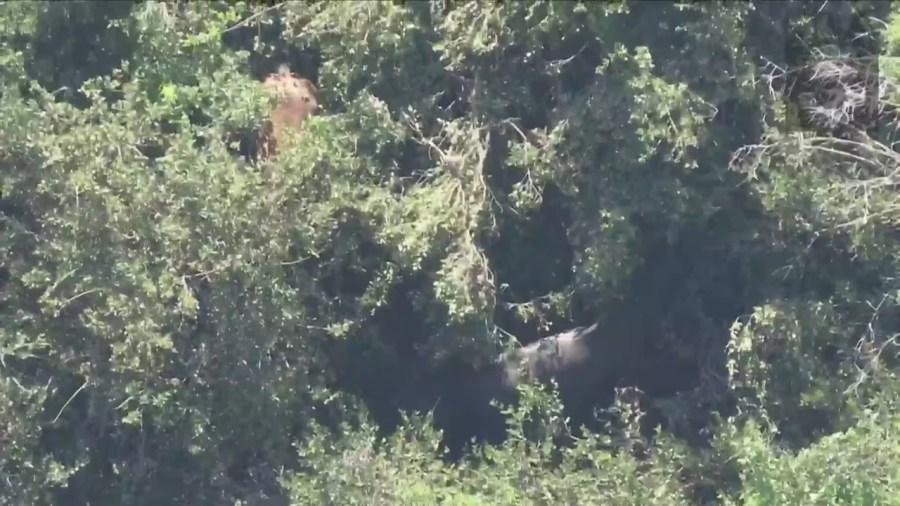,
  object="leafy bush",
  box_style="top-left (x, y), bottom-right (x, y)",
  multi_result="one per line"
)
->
top-left (2, 1), bottom-right (900, 505)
